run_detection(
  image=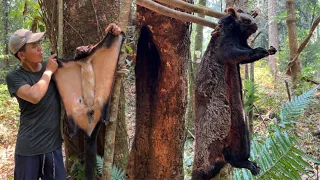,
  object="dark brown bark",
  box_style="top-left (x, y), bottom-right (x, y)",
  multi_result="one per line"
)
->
top-left (38, 0), bottom-right (59, 54)
top-left (127, 3), bottom-right (189, 179)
